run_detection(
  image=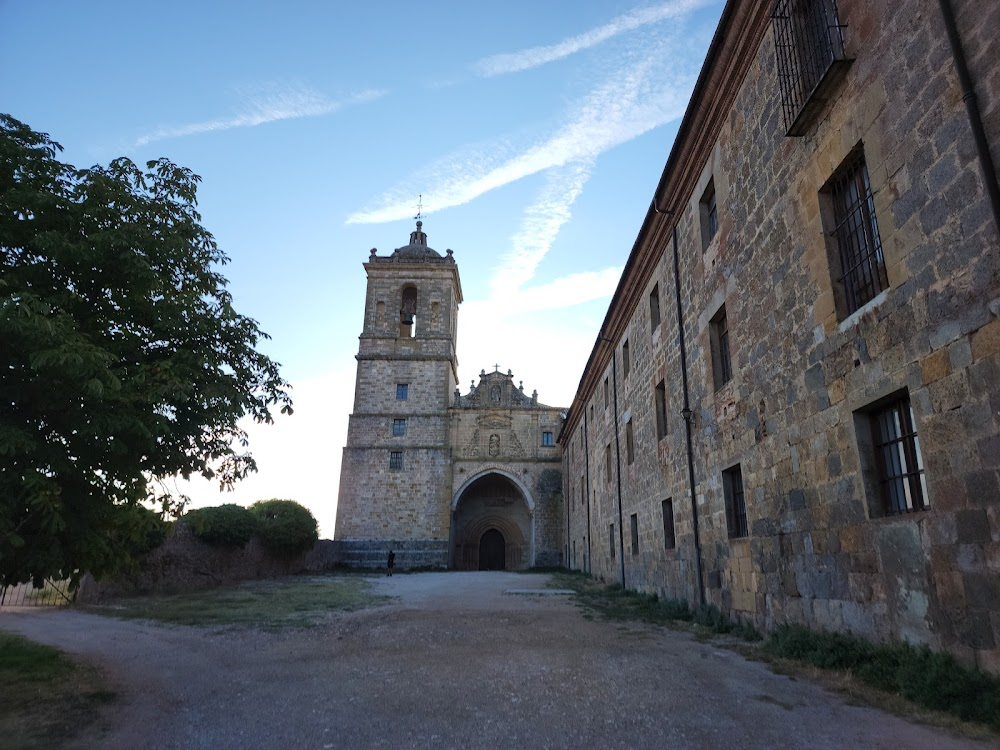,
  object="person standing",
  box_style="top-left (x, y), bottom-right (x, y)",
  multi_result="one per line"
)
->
top-left (387, 549), bottom-right (395, 577)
